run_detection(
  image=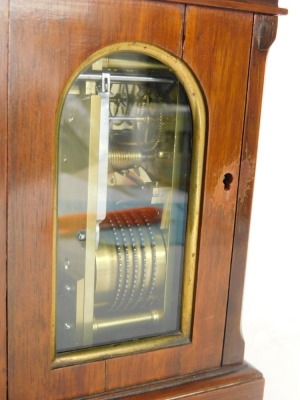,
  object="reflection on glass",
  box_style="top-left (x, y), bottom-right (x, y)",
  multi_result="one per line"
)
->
top-left (56, 51), bottom-right (193, 352)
